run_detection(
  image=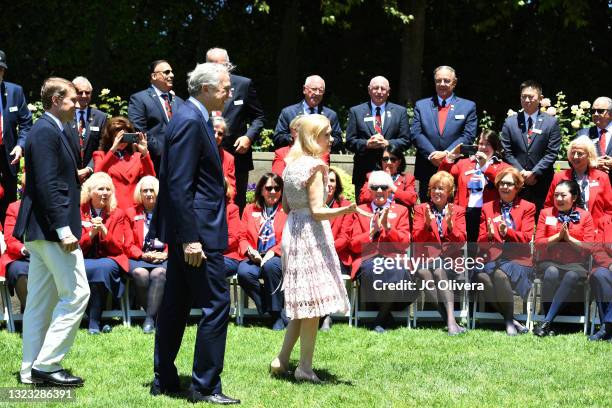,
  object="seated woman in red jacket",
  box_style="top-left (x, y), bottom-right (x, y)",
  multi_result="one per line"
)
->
top-left (272, 116), bottom-right (329, 176)
top-left (359, 145), bottom-right (418, 210)
top-left (533, 180), bottom-right (595, 336)
top-left (439, 130), bottom-right (510, 242)
top-left (224, 179), bottom-right (243, 278)
top-left (93, 116), bottom-right (155, 210)
top-left (351, 171), bottom-right (412, 333)
top-left (125, 175), bottom-right (167, 334)
top-left (237, 173), bottom-right (288, 330)
top-left (2, 200), bottom-right (29, 312)
top-left (544, 135), bottom-right (612, 237)
top-left (212, 116), bottom-right (237, 202)
top-left (476, 167), bottom-right (535, 335)
top-left (412, 171), bottom-right (467, 335)
top-left (80, 172), bottom-right (131, 334)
